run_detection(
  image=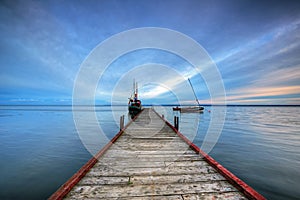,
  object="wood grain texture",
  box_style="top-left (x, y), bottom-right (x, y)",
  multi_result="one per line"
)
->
top-left (64, 108), bottom-right (248, 199)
